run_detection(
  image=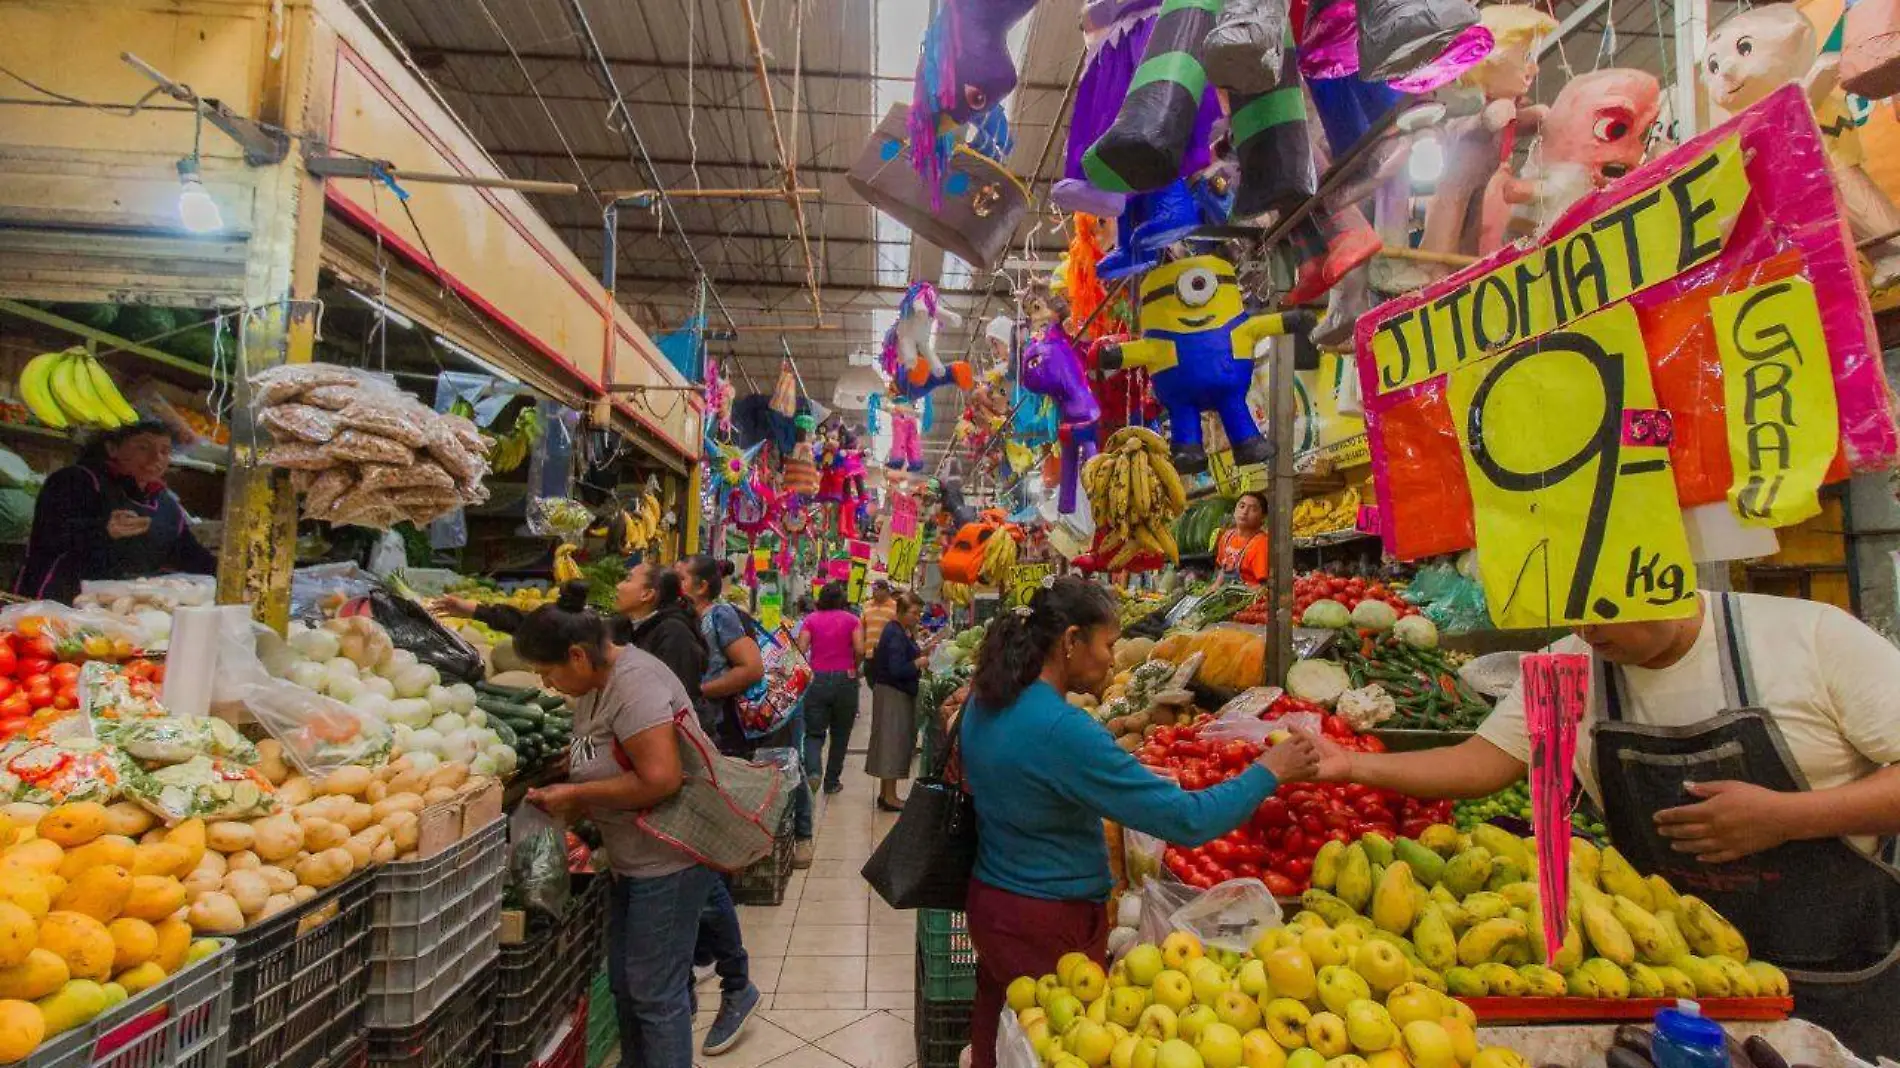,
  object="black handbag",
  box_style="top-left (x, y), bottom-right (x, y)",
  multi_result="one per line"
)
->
top-left (861, 709), bottom-right (978, 910)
